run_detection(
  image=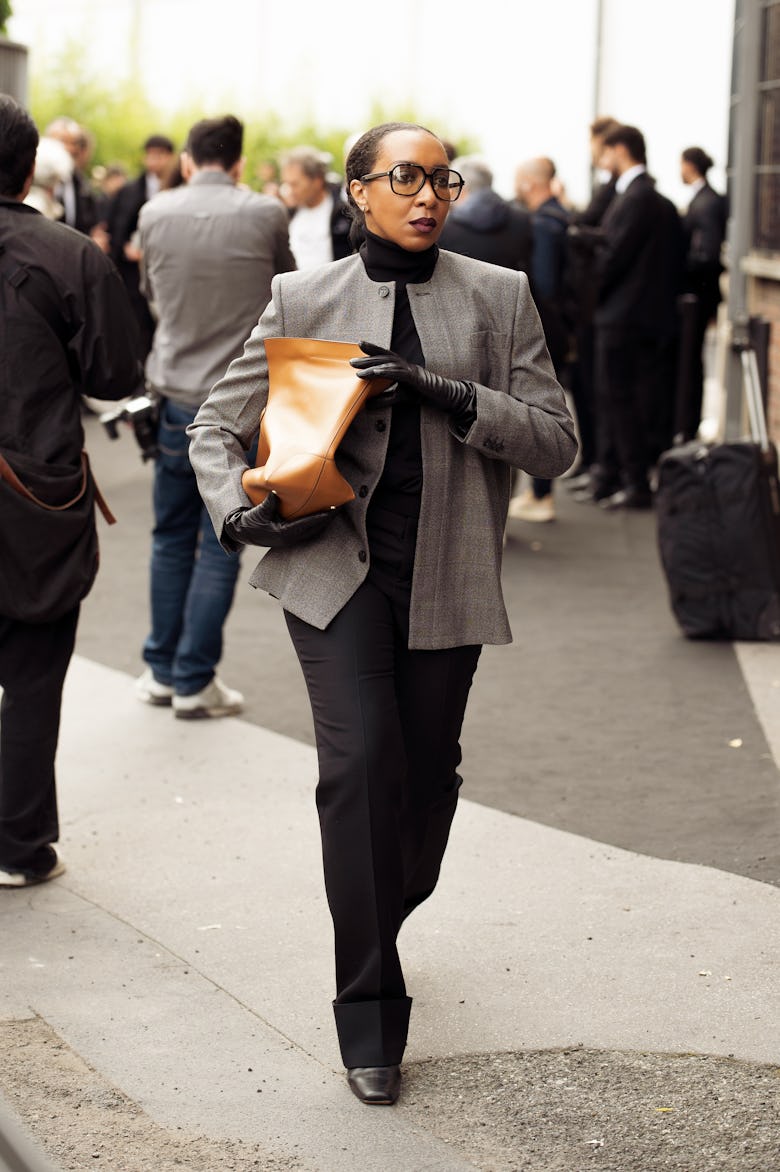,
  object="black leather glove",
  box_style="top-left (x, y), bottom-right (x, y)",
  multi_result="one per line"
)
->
top-left (222, 493), bottom-right (334, 549)
top-left (351, 341), bottom-right (477, 425)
